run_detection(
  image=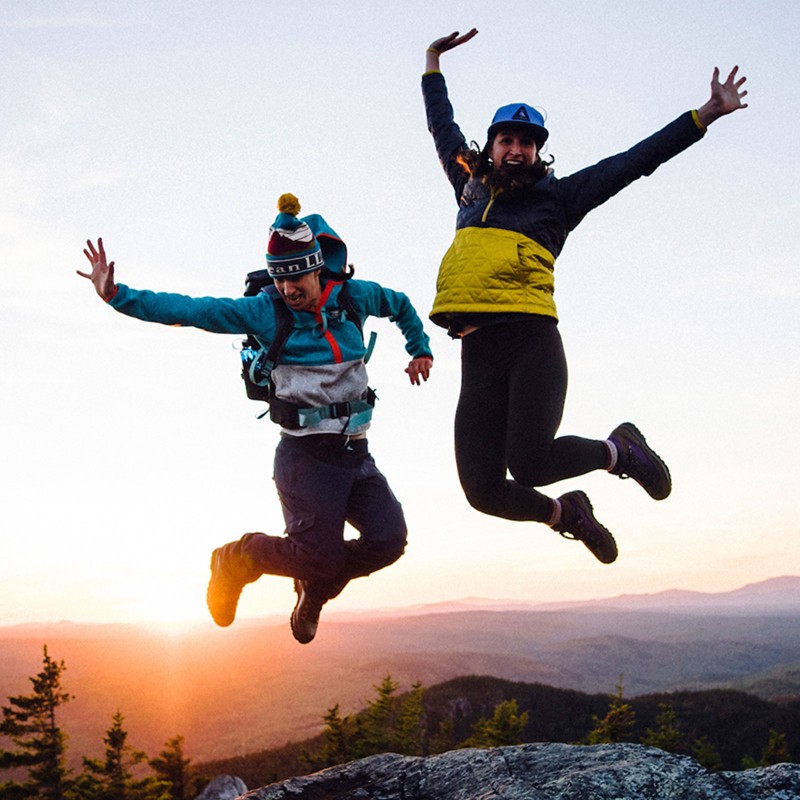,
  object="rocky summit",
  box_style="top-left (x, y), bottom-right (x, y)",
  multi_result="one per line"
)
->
top-left (196, 775), bottom-right (248, 800)
top-left (230, 743), bottom-right (800, 800)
